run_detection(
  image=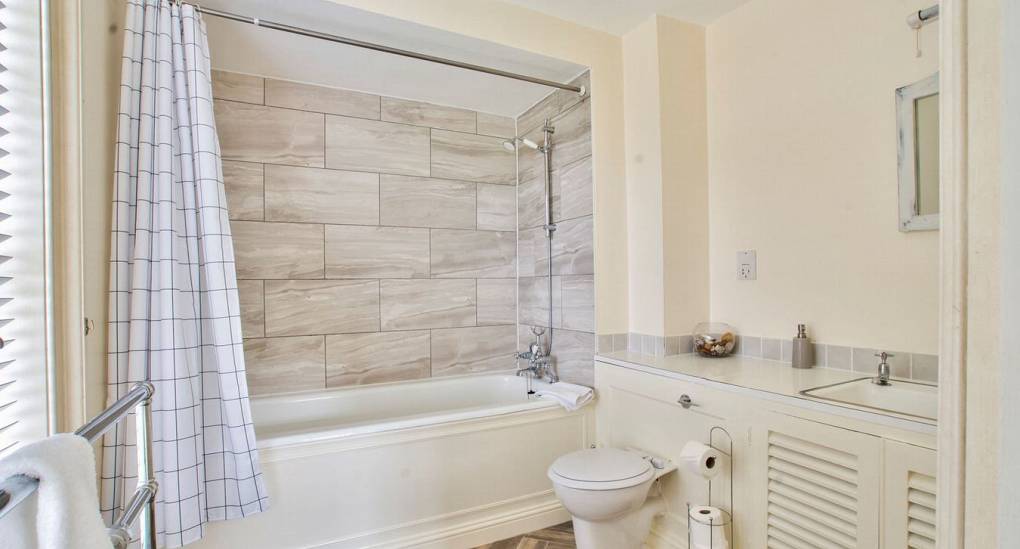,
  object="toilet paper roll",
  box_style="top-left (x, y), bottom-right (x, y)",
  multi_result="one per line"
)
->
top-left (689, 506), bottom-right (729, 549)
top-left (679, 441), bottom-right (722, 479)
